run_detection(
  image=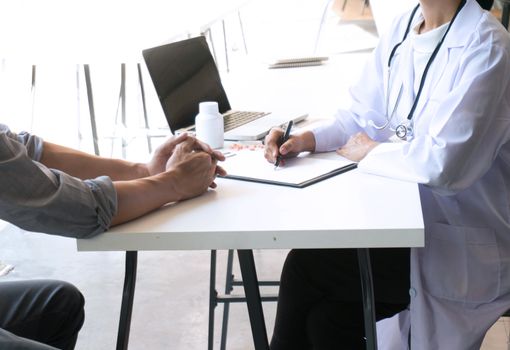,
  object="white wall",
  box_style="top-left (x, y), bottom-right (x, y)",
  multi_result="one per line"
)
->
top-left (370, 0), bottom-right (418, 37)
